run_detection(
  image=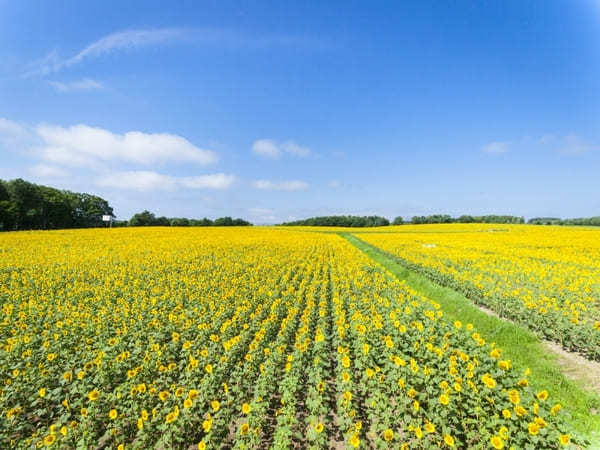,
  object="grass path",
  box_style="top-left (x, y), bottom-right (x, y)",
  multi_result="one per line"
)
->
top-left (340, 232), bottom-right (600, 445)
